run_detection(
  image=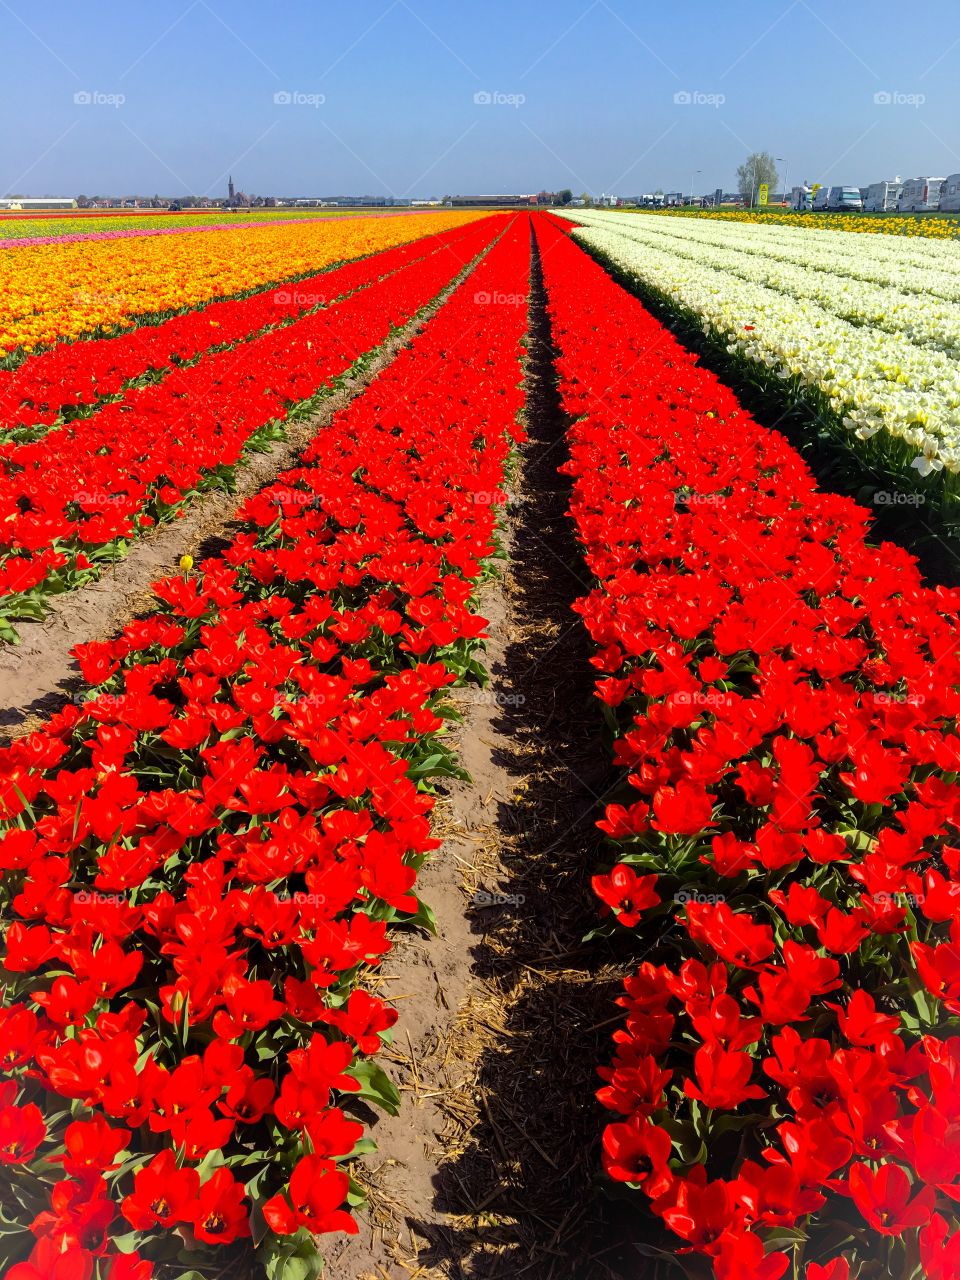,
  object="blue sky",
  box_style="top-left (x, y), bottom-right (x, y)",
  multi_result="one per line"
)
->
top-left (2, 0), bottom-right (957, 198)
